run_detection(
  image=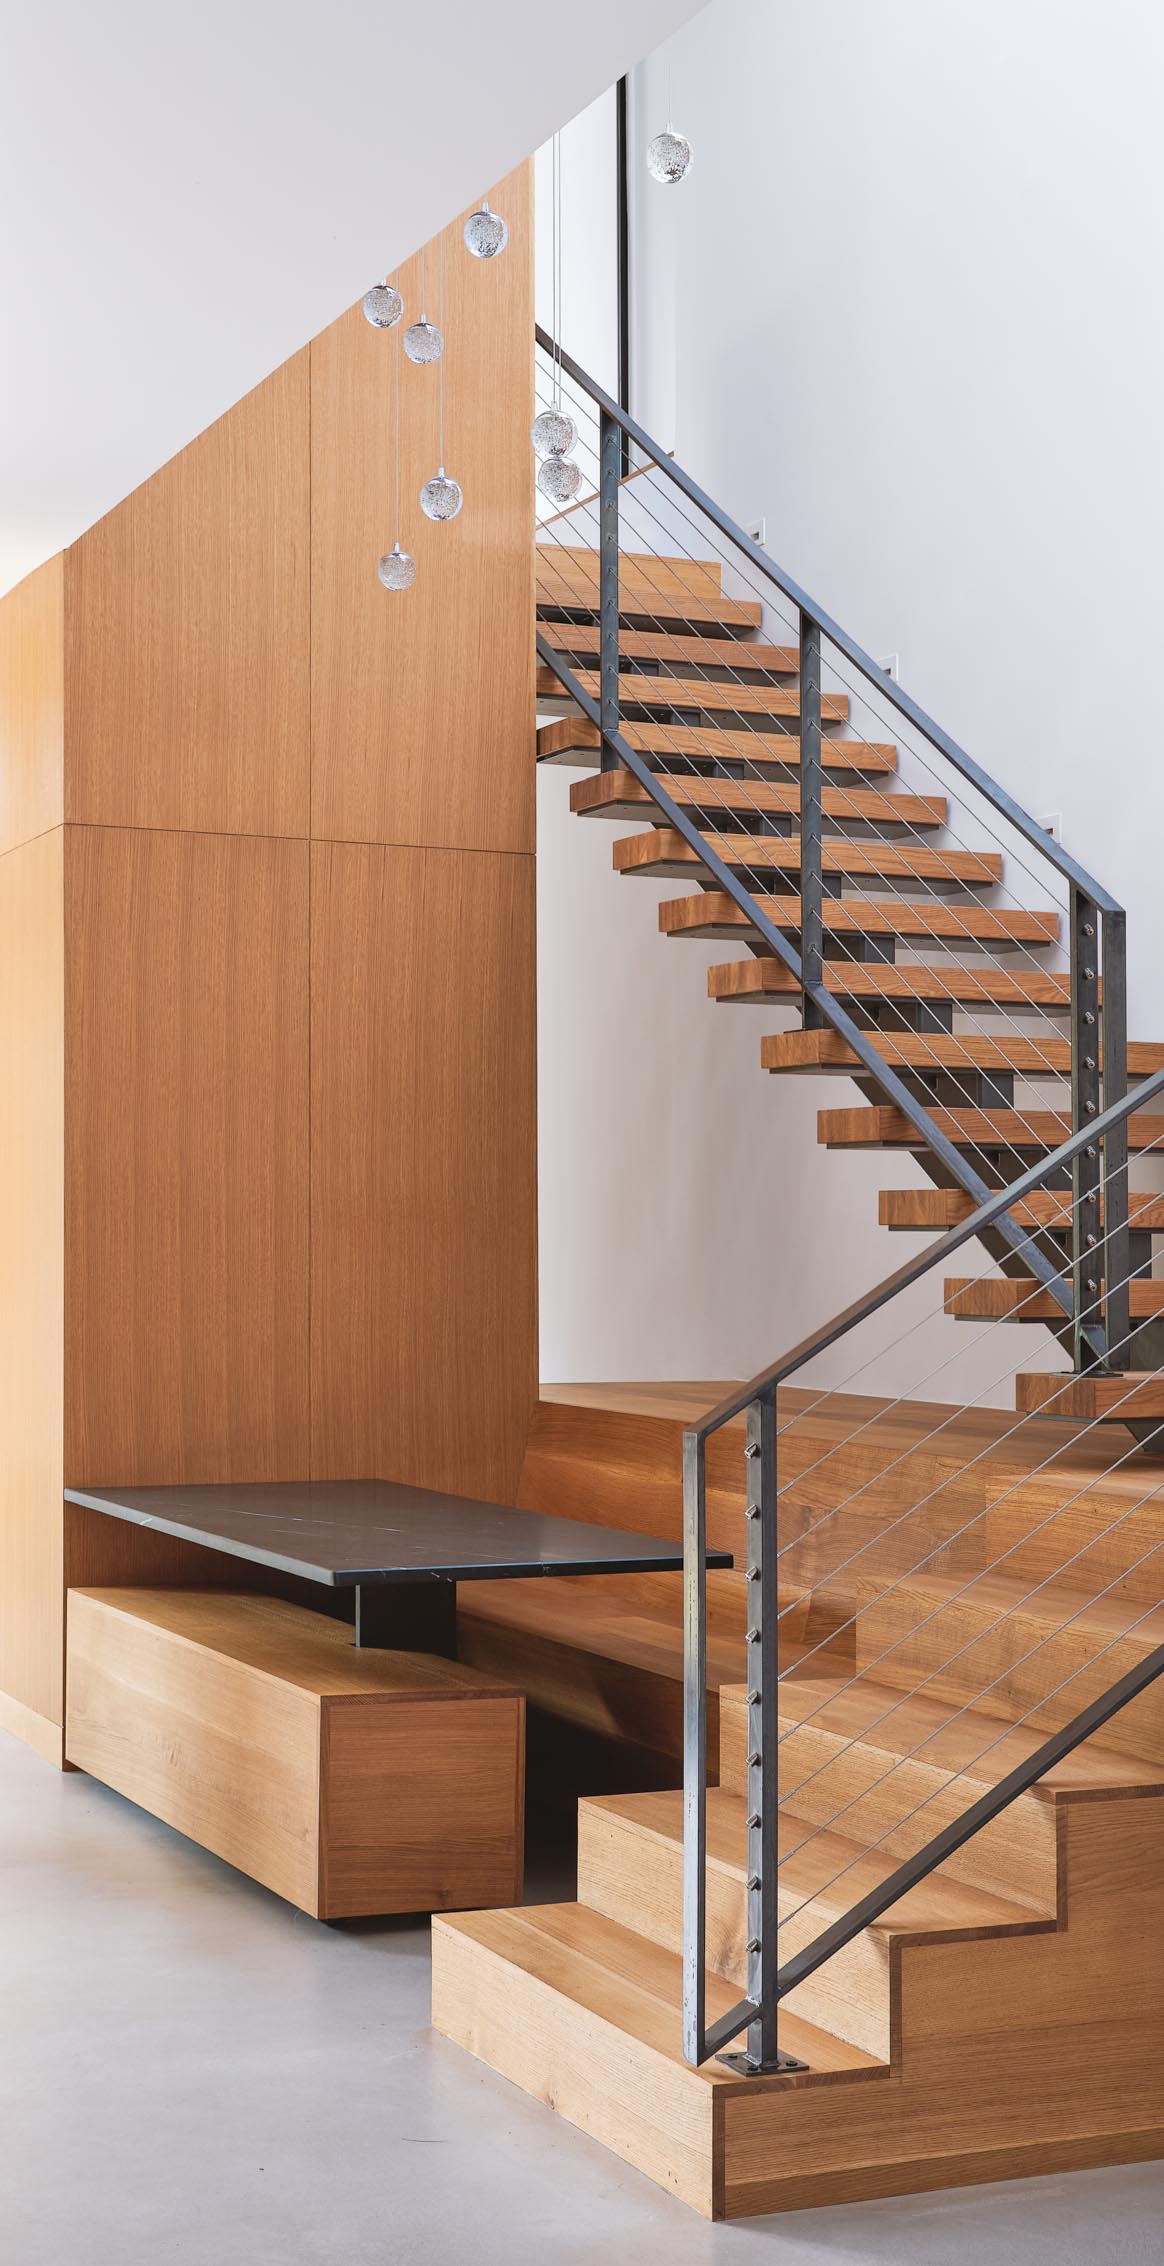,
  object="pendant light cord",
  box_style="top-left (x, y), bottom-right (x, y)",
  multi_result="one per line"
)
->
top-left (438, 233), bottom-right (446, 468)
top-left (394, 313), bottom-right (402, 546)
